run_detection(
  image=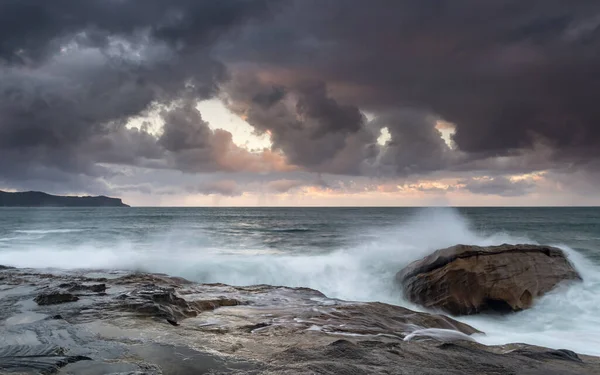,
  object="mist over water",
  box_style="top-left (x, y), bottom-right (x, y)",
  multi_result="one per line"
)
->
top-left (1, 207), bottom-right (600, 355)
